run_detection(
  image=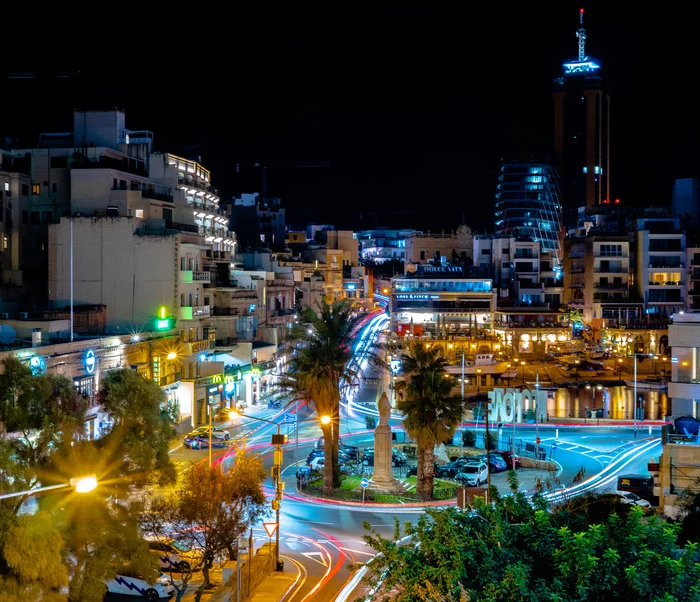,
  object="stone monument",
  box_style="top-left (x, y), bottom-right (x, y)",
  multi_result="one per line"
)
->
top-left (368, 392), bottom-right (406, 493)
